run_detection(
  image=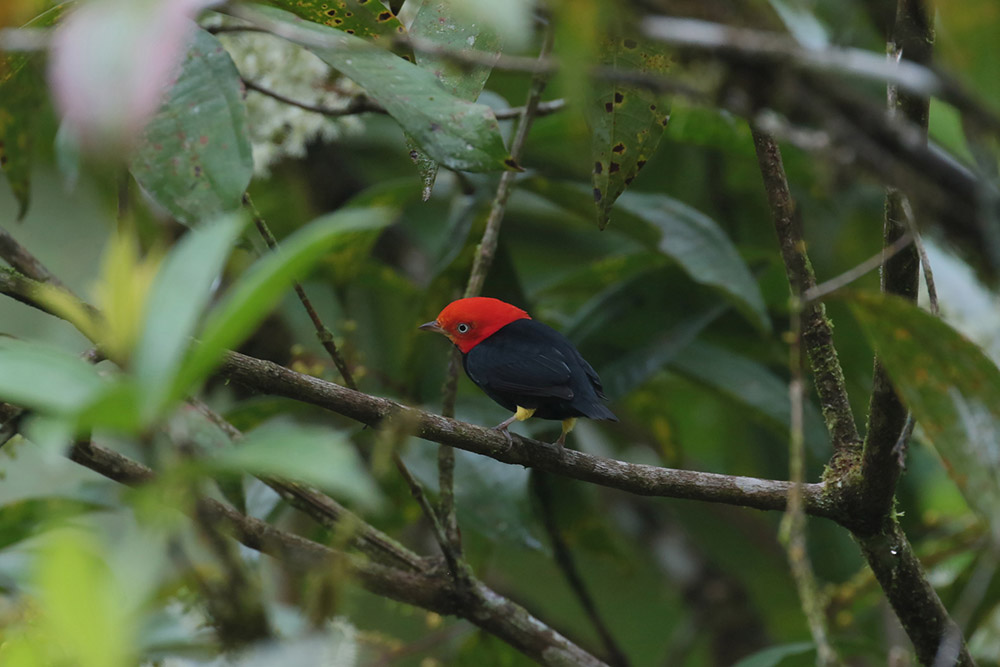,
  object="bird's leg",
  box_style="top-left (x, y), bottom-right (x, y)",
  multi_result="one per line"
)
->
top-left (554, 418), bottom-right (577, 448)
top-left (493, 406), bottom-right (535, 447)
